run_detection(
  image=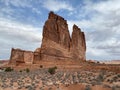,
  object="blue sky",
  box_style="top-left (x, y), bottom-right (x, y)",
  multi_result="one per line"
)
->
top-left (0, 0), bottom-right (120, 60)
